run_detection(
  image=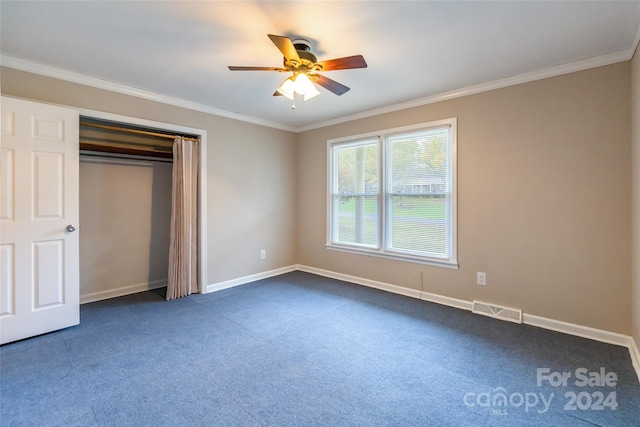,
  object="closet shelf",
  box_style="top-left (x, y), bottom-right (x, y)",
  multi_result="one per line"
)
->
top-left (80, 142), bottom-right (173, 159)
